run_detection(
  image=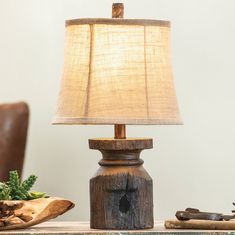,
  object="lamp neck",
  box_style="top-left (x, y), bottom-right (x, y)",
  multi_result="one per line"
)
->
top-left (114, 124), bottom-right (126, 139)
